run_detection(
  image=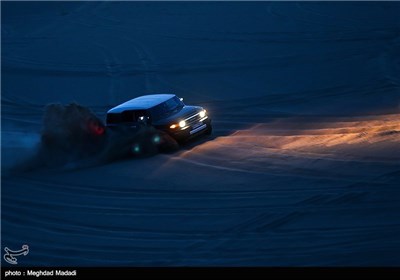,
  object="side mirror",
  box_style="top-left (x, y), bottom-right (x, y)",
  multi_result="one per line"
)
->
top-left (138, 116), bottom-right (149, 125)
